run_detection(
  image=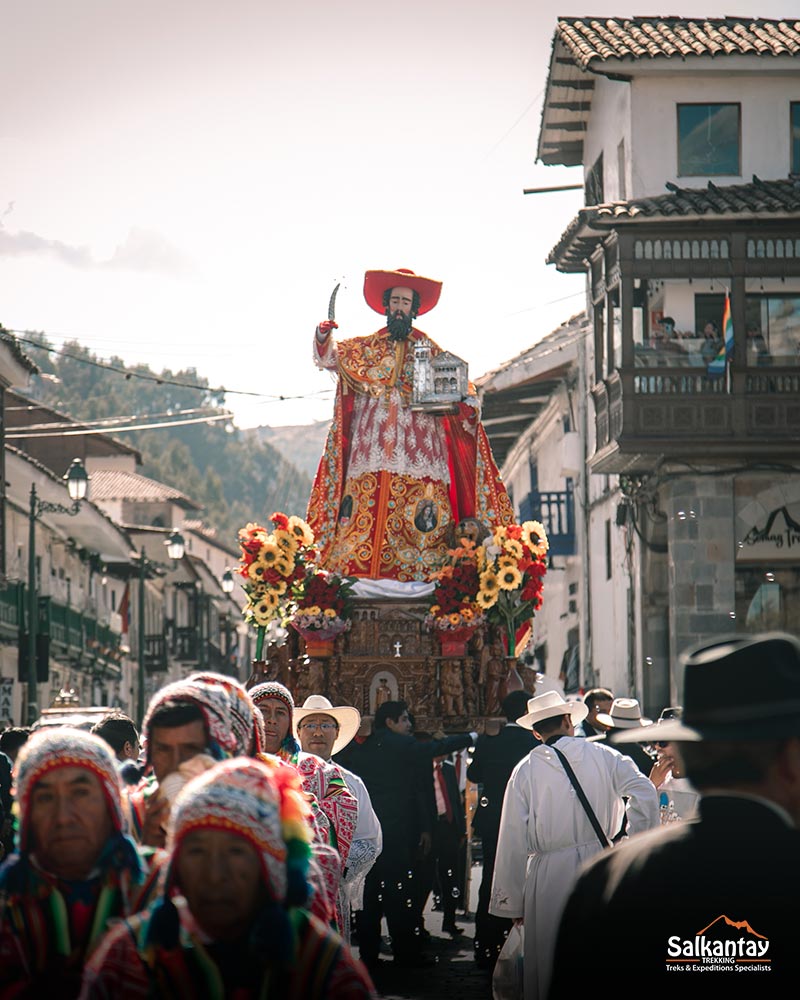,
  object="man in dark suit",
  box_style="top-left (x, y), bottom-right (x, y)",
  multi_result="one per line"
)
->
top-left (336, 700), bottom-right (475, 975)
top-left (548, 632), bottom-right (800, 995)
top-left (467, 689), bottom-right (539, 970)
